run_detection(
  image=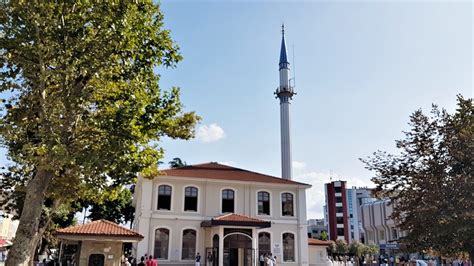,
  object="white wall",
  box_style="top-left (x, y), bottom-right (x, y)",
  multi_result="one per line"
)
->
top-left (134, 175), bottom-right (310, 266)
